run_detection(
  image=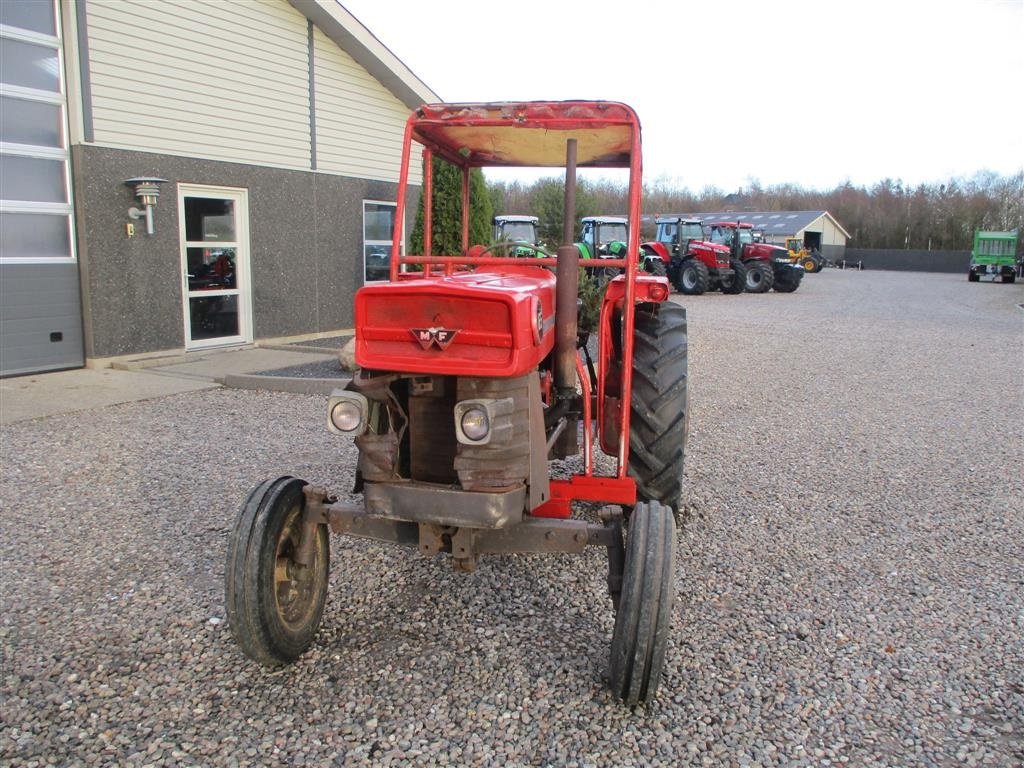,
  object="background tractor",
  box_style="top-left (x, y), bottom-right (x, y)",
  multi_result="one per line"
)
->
top-left (643, 216), bottom-right (744, 295)
top-left (492, 214), bottom-right (544, 256)
top-left (225, 101), bottom-right (688, 705)
top-left (579, 215), bottom-right (669, 277)
top-left (705, 221), bottom-right (804, 293)
top-left (967, 229), bottom-right (1018, 283)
